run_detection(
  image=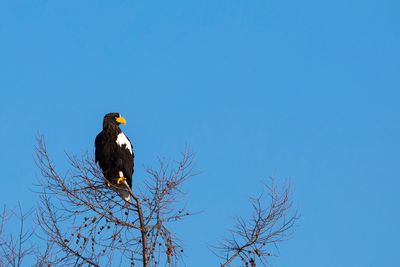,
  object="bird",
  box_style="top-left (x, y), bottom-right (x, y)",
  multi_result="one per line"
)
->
top-left (95, 112), bottom-right (134, 202)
